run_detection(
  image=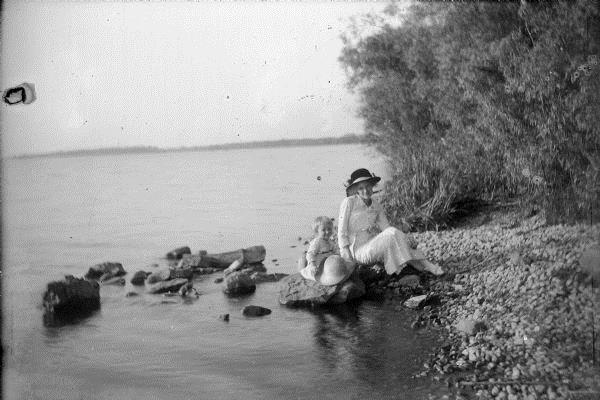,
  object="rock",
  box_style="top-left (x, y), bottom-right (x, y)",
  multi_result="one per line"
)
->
top-left (397, 275), bottom-right (420, 287)
top-left (146, 269), bottom-right (171, 284)
top-left (101, 276), bottom-right (126, 285)
top-left (43, 275), bottom-right (100, 314)
top-left (219, 314), bottom-right (230, 322)
top-left (278, 273), bottom-right (339, 307)
top-left (456, 318), bottom-right (487, 336)
top-left (169, 265), bottom-right (193, 280)
top-left (223, 258), bottom-right (245, 276)
top-left (404, 295), bottom-right (428, 309)
top-left (178, 281), bottom-right (194, 296)
top-left (207, 245), bottom-right (267, 267)
top-left (329, 278), bottom-right (366, 304)
top-left (125, 291), bottom-right (139, 297)
top-left (130, 270), bottom-right (148, 285)
top-left (242, 305), bottom-right (272, 317)
top-left (579, 244), bottom-right (600, 281)
top-left (222, 271), bottom-right (256, 296)
top-left (178, 254), bottom-right (230, 270)
top-left (214, 277), bottom-right (224, 284)
top-left (84, 262), bottom-right (126, 280)
top-left (240, 263), bottom-right (267, 275)
top-left (147, 278), bottom-right (189, 294)
top-left (166, 246), bottom-right (191, 260)
top-left (249, 272), bottom-right (288, 284)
